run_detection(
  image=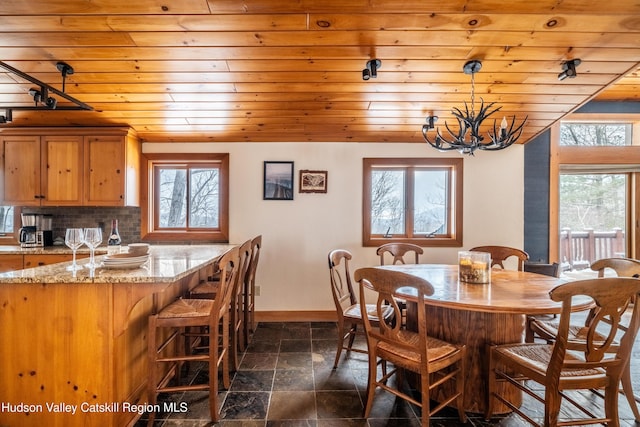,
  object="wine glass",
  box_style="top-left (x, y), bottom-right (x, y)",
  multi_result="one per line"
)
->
top-left (65, 228), bottom-right (85, 271)
top-left (83, 227), bottom-right (103, 268)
